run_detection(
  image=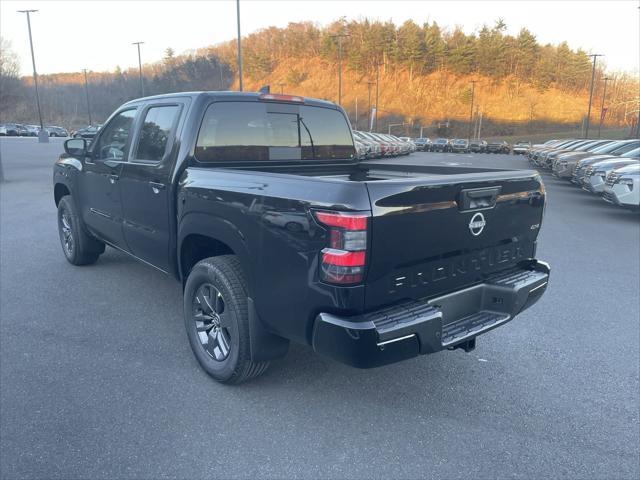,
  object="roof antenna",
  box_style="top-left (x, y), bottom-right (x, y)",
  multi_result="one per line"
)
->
top-left (259, 85), bottom-right (270, 94)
